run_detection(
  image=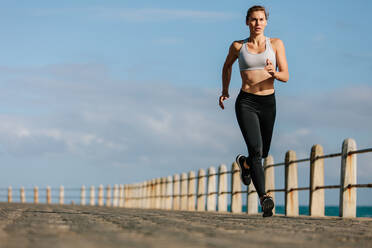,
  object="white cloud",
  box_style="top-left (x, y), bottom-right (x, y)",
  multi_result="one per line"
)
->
top-left (139, 109), bottom-right (173, 135)
top-left (277, 85), bottom-right (372, 131)
top-left (272, 127), bottom-right (314, 156)
top-left (0, 63), bottom-right (371, 205)
top-left (0, 63), bottom-right (238, 169)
